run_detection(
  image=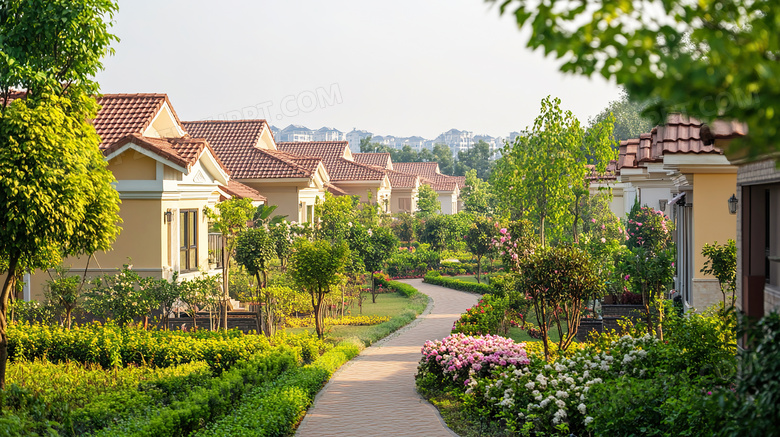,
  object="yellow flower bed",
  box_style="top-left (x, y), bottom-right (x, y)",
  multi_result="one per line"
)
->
top-left (286, 315), bottom-right (390, 328)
